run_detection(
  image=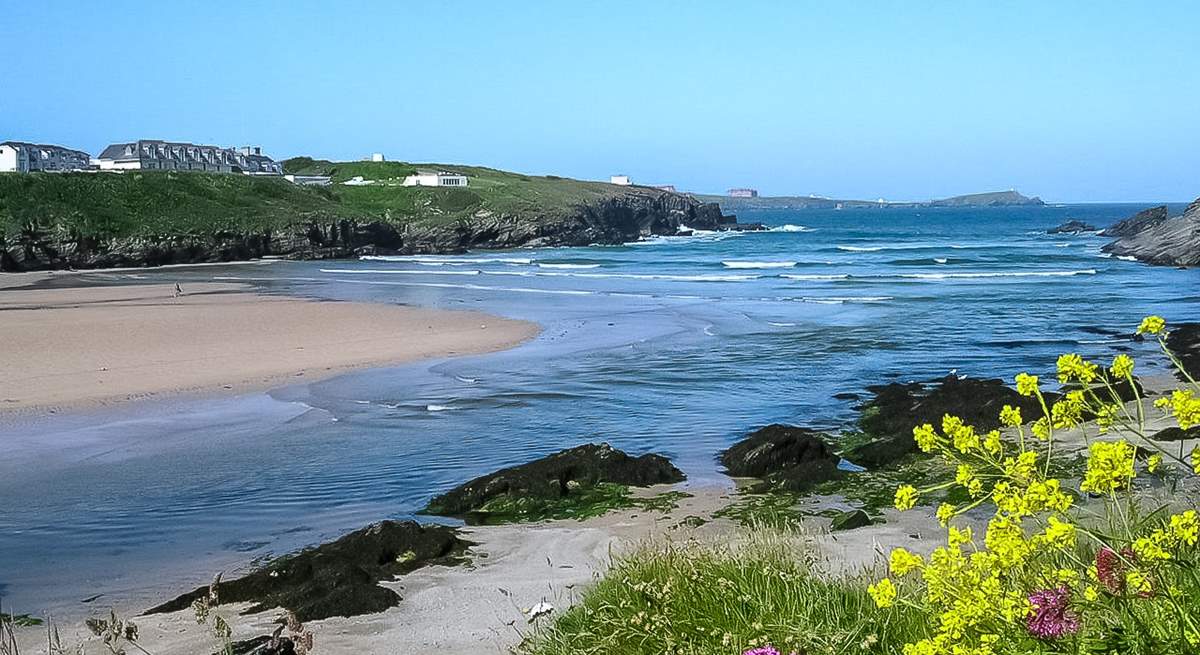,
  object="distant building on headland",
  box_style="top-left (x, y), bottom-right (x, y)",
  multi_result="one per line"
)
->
top-left (652, 184), bottom-right (676, 192)
top-left (402, 169), bottom-right (468, 187)
top-left (0, 141), bottom-right (91, 173)
top-left (727, 188), bottom-right (758, 198)
top-left (610, 174), bottom-right (632, 186)
top-left (370, 153), bottom-right (385, 162)
top-left (283, 174), bottom-right (332, 187)
top-left (95, 141), bottom-right (283, 175)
